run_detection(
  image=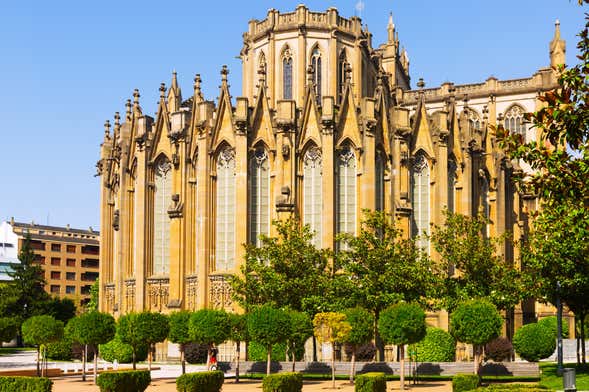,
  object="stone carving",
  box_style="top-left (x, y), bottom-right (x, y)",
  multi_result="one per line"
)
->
top-left (147, 277), bottom-right (169, 311)
top-left (104, 283), bottom-right (116, 313)
top-left (209, 275), bottom-right (233, 310)
top-left (124, 279), bottom-right (136, 312)
top-left (185, 275), bottom-right (198, 311)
